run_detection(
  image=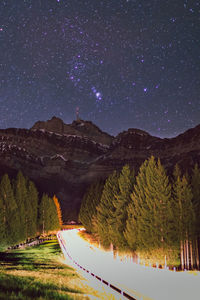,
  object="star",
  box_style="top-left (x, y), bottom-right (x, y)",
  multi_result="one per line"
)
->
top-left (95, 92), bottom-right (102, 100)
